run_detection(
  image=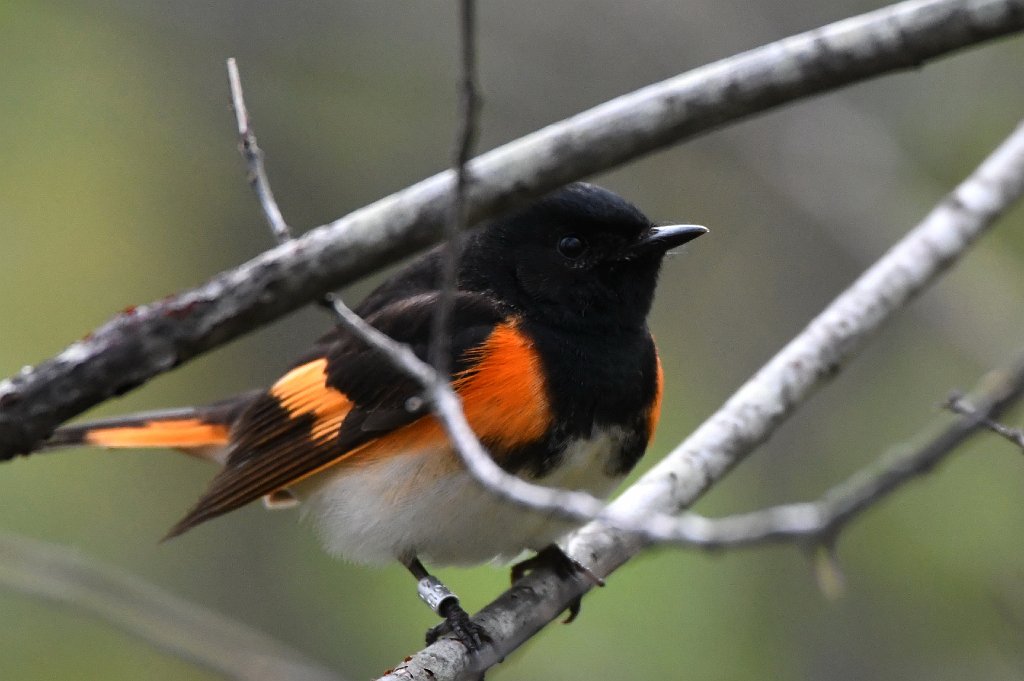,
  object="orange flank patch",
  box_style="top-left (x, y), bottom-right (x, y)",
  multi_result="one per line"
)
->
top-left (455, 323), bottom-right (551, 448)
top-left (646, 353), bottom-right (664, 444)
top-left (270, 358), bottom-right (352, 442)
top-left (341, 322), bottom-right (550, 464)
top-left (85, 419), bottom-right (230, 449)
